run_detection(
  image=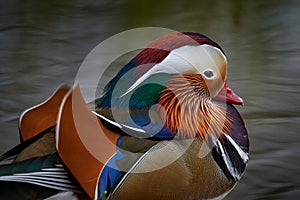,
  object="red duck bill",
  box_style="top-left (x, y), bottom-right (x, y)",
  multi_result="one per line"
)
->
top-left (214, 83), bottom-right (244, 105)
